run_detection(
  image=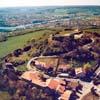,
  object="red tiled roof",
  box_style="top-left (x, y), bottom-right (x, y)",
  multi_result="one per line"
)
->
top-left (46, 78), bottom-right (59, 89)
top-left (21, 71), bottom-right (46, 87)
top-left (46, 78), bottom-right (65, 93)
